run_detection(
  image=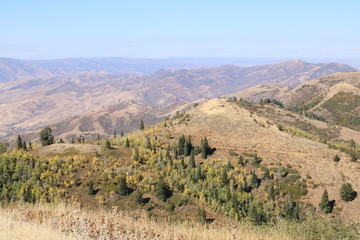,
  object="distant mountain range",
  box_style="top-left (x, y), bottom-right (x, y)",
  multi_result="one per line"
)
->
top-left (1, 57), bottom-right (360, 82)
top-left (0, 58), bottom-right (357, 140)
